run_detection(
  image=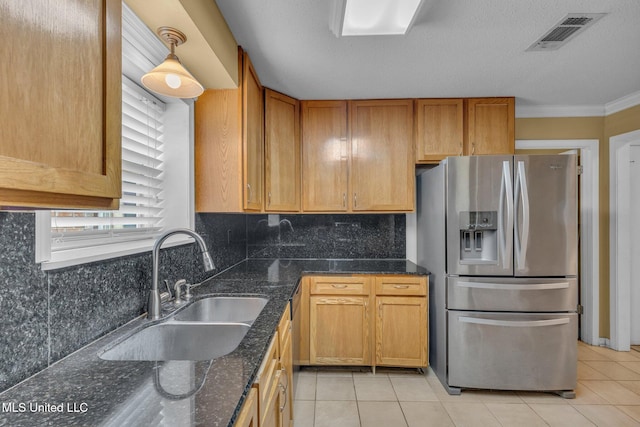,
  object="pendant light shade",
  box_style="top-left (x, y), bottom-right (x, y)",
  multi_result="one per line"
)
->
top-left (141, 27), bottom-right (204, 99)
